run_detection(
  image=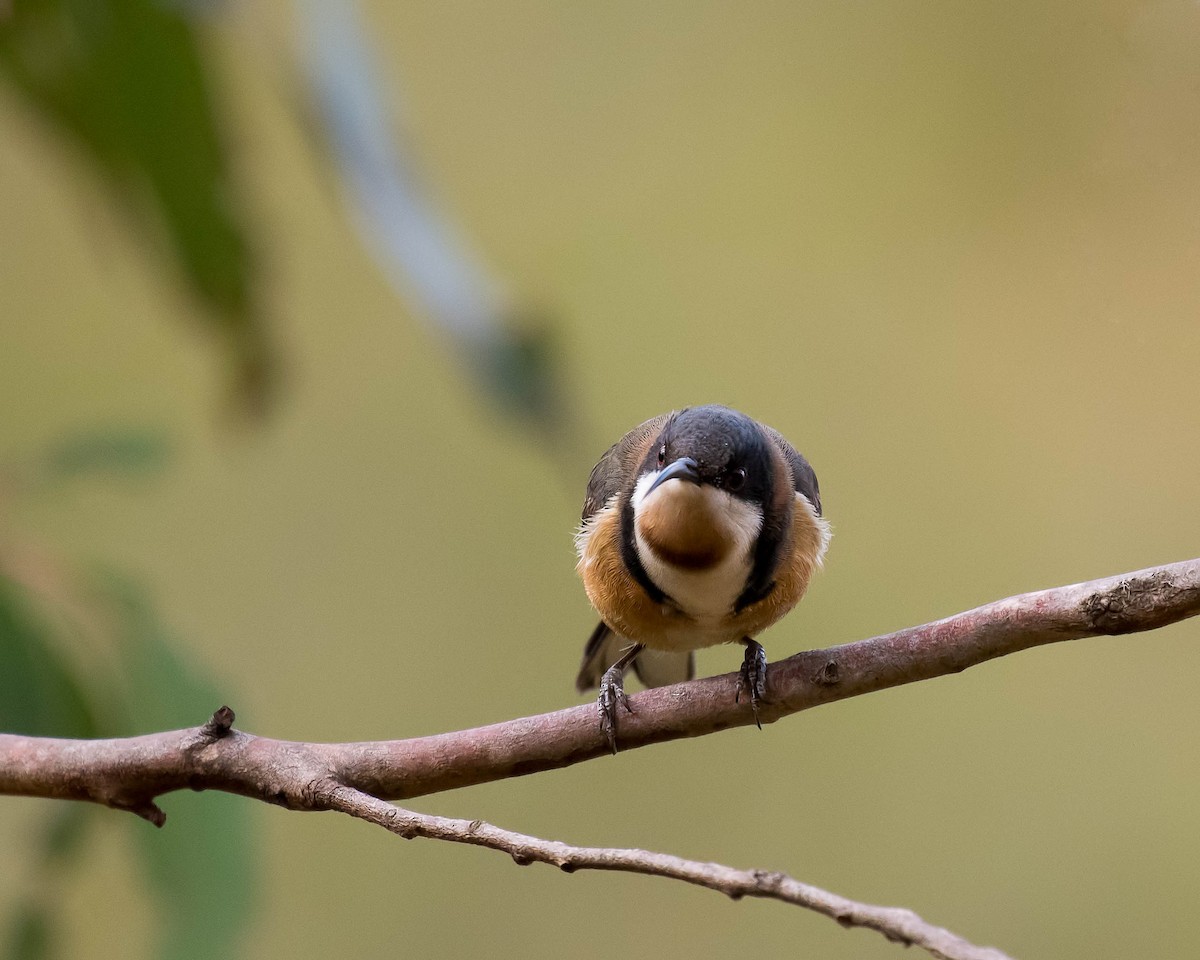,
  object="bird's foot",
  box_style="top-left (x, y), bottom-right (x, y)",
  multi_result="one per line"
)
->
top-left (598, 663), bottom-right (633, 754)
top-left (736, 639), bottom-right (768, 729)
